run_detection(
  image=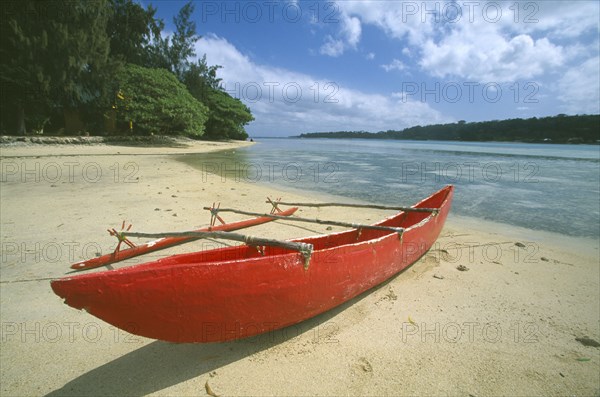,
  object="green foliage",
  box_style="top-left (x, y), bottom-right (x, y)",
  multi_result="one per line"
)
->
top-left (190, 55), bottom-right (223, 90)
top-left (169, 2), bottom-right (198, 79)
top-left (202, 88), bottom-right (253, 140)
top-left (146, 1), bottom-right (198, 79)
top-left (107, 0), bottom-right (163, 66)
top-left (116, 65), bottom-right (208, 136)
top-left (0, 0), bottom-right (253, 138)
top-left (1, 0), bottom-right (115, 133)
top-left (299, 115), bottom-right (600, 144)
top-left (183, 58), bottom-right (253, 140)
